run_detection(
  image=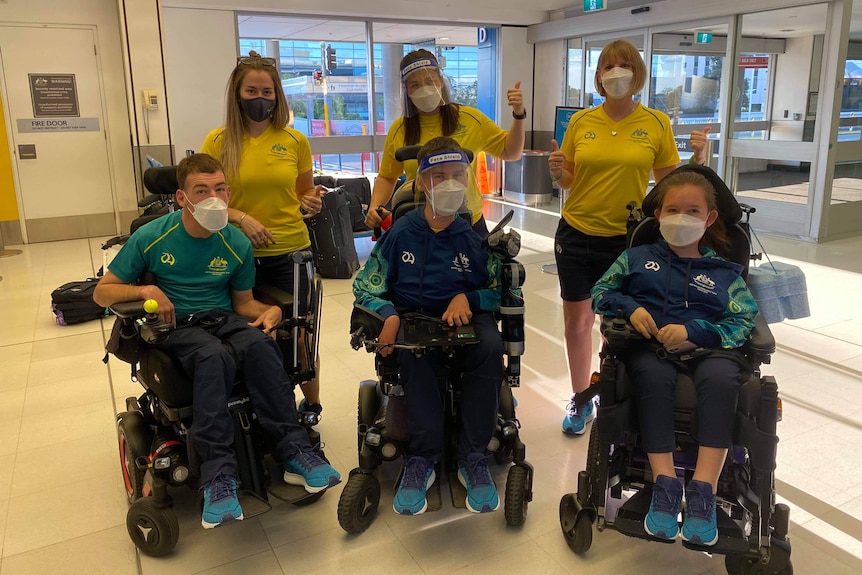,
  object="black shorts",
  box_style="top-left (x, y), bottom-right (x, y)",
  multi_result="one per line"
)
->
top-left (554, 220), bottom-right (627, 302)
top-left (254, 252), bottom-right (312, 314)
